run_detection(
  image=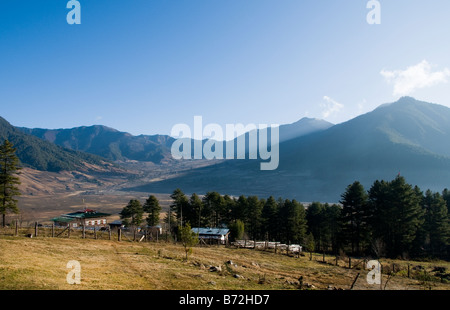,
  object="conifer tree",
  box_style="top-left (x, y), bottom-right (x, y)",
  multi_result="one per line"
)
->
top-left (340, 181), bottom-right (369, 255)
top-left (0, 140), bottom-right (21, 227)
top-left (423, 190), bottom-right (449, 257)
top-left (170, 188), bottom-right (189, 227)
top-left (120, 199), bottom-right (144, 227)
top-left (143, 195), bottom-right (161, 227)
